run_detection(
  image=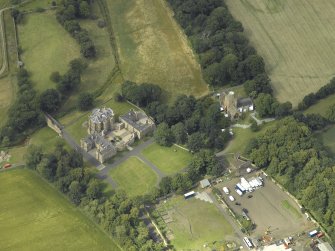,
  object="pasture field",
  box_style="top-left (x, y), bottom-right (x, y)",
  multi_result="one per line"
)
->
top-left (141, 143), bottom-right (192, 175)
top-left (105, 0), bottom-right (208, 99)
top-left (109, 157), bottom-right (158, 197)
top-left (18, 11), bottom-right (80, 92)
top-left (154, 196), bottom-right (233, 250)
top-left (226, 0), bottom-right (335, 106)
top-left (0, 169), bottom-right (120, 251)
